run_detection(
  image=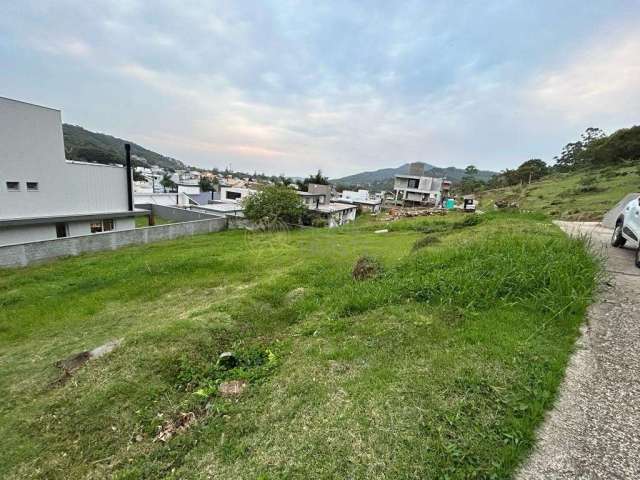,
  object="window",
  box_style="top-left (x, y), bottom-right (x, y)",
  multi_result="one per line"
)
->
top-left (102, 219), bottom-right (114, 231)
top-left (6, 181), bottom-right (19, 191)
top-left (55, 223), bottom-right (68, 238)
top-left (226, 191), bottom-right (242, 200)
top-left (90, 219), bottom-right (114, 233)
top-left (407, 178), bottom-right (420, 189)
top-left (26, 182), bottom-right (39, 191)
